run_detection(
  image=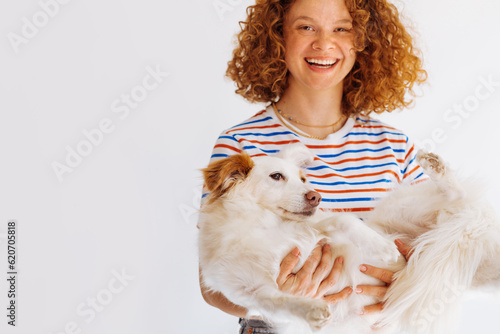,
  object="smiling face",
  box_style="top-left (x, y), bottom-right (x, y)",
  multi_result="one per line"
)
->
top-left (283, 0), bottom-right (357, 93)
